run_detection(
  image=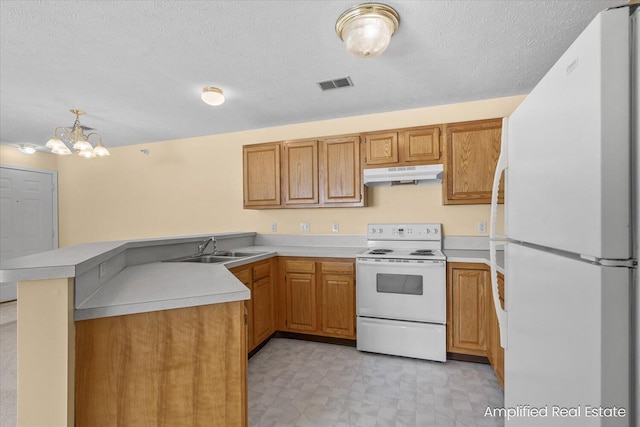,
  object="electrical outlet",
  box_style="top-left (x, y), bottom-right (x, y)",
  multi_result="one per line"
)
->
top-left (478, 221), bottom-right (487, 234)
top-left (99, 262), bottom-right (107, 278)
top-left (332, 221), bottom-right (339, 233)
top-left (301, 222), bottom-right (310, 232)
top-left (271, 222), bottom-right (277, 232)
